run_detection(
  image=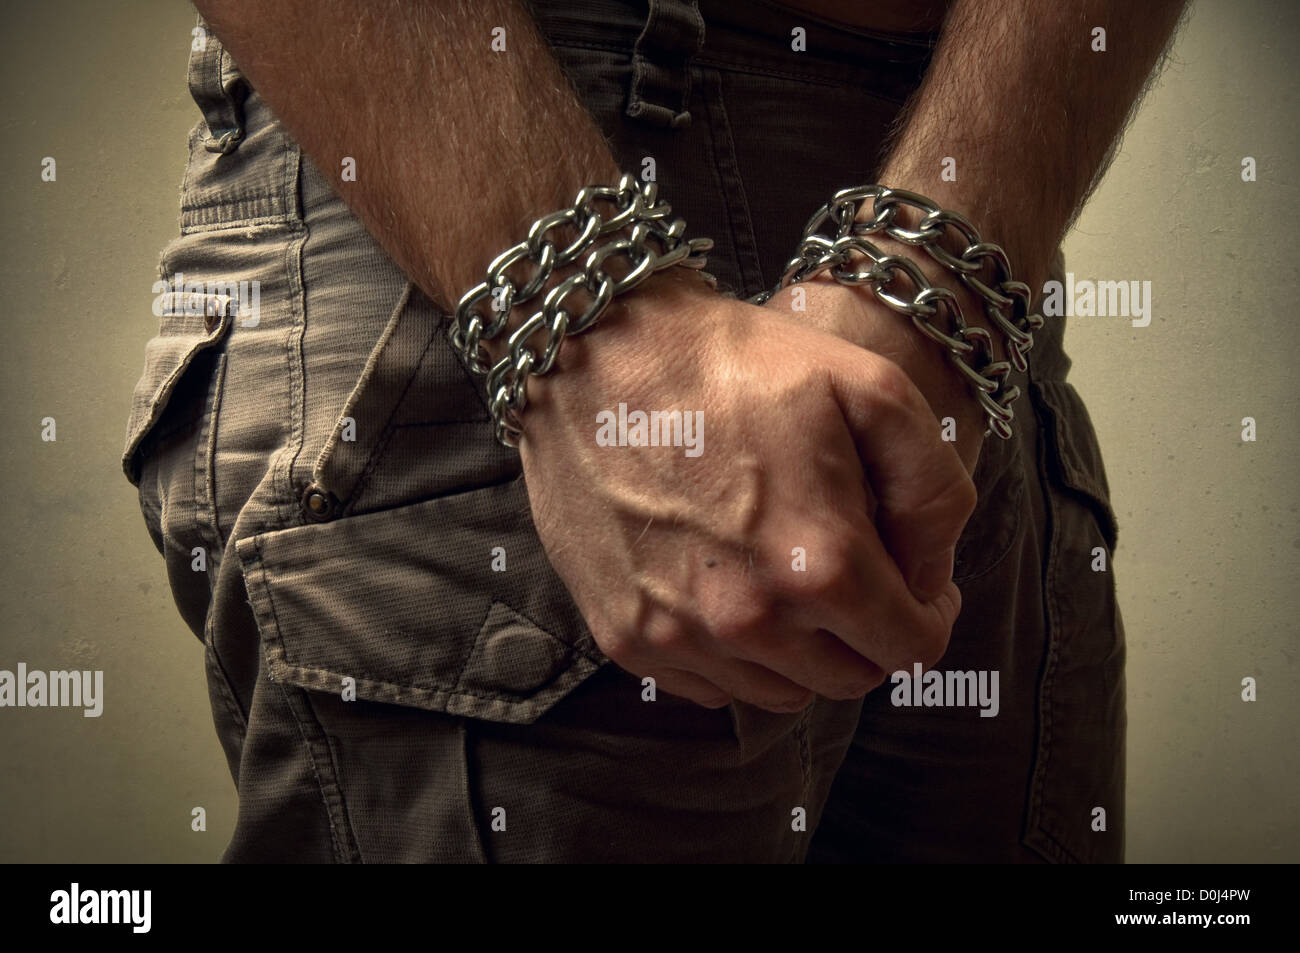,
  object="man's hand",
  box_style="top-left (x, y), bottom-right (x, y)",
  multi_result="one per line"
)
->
top-left (765, 274), bottom-right (988, 475)
top-left (517, 271), bottom-right (976, 711)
